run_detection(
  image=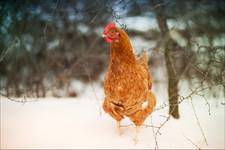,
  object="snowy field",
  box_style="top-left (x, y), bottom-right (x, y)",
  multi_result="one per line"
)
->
top-left (1, 81), bottom-right (224, 149)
